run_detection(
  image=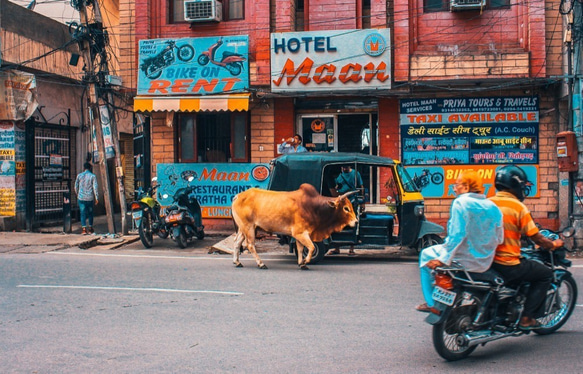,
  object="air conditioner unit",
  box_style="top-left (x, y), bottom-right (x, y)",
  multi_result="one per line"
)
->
top-left (450, 0), bottom-right (486, 11)
top-left (184, 0), bottom-right (222, 22)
